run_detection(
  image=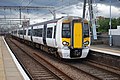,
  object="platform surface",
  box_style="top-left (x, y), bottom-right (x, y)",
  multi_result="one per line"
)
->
top-left (90, 44), bottom-right (120, 56)
top-left (0, 36), bottom-right (24, 80)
